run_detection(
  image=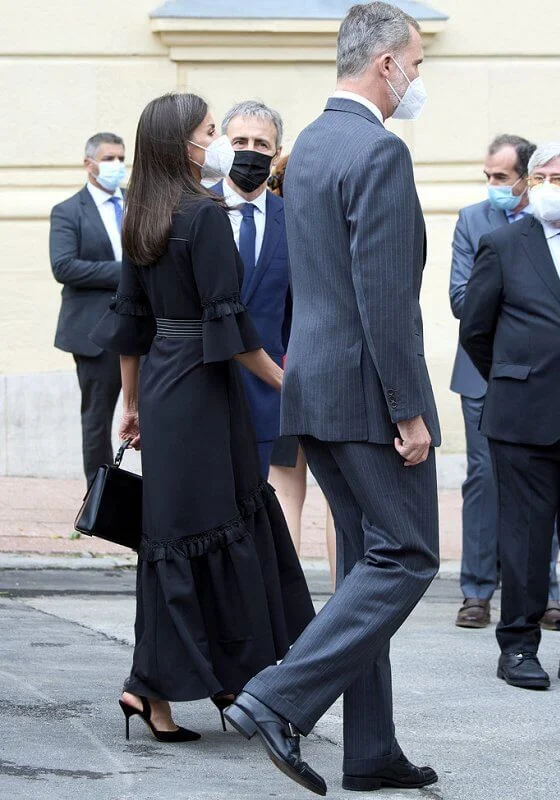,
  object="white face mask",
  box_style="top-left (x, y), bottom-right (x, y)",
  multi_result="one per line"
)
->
top-left (188, 134), bottom-right (235, 185)
top-left (386, 57), bottom-right (427, 121)
top-left (529, 181), bottom-right (560, 224)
